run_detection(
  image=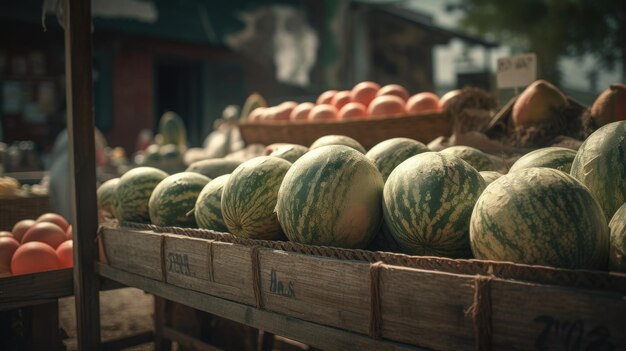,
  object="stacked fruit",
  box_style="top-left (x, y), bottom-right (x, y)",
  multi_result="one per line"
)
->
top-left (101, 89), bottom-right (626, 273)
top-left (0, 213), bottom-right (73, 276)
top-left (245, 82), bottom-right (459, 122)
